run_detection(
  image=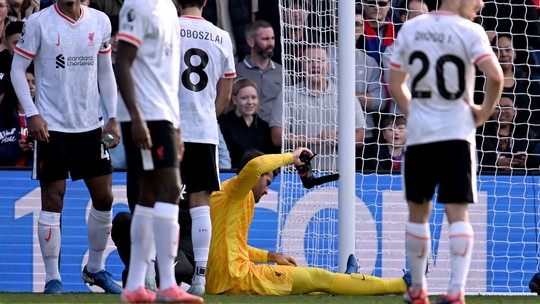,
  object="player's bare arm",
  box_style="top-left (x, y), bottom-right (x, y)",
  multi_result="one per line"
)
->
top-left (115, 40), bottom-right (153, 150)
top-left (472, 55), bottom-right (504, 127)
top-left (388, 69), bottom-right (411, 117)
top-left (215, 78), bottom-right (233, 117)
